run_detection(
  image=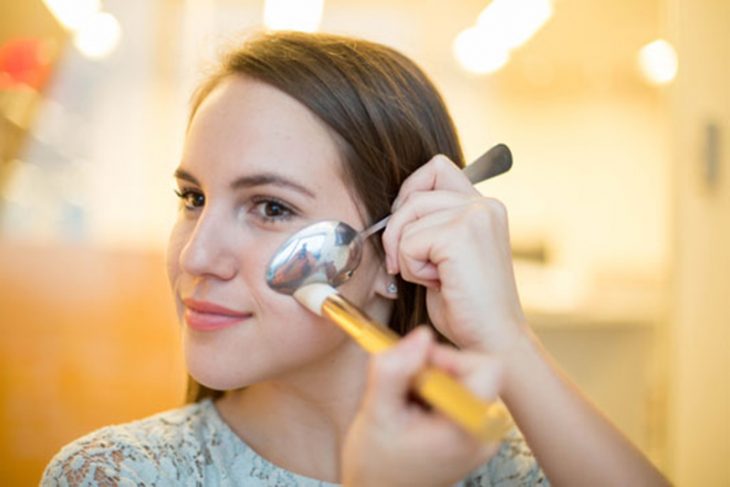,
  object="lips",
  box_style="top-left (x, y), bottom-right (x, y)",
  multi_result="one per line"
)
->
top-left (182, 298), bottom-right (252, 332)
